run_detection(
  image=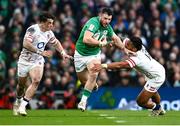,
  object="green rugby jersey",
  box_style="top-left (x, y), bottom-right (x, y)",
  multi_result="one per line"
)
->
top-left (76, 17), bottom-right (114, 56)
